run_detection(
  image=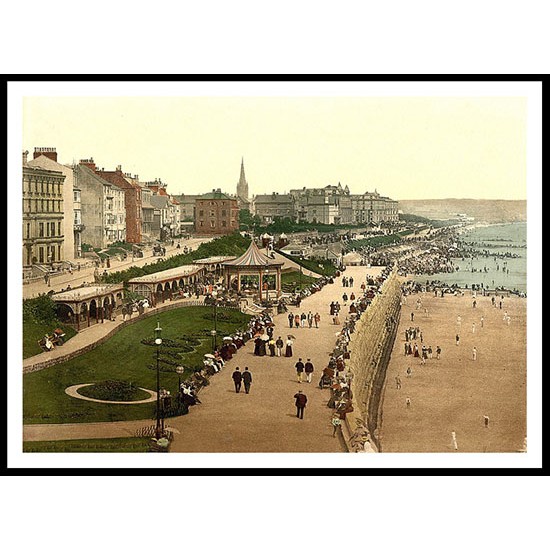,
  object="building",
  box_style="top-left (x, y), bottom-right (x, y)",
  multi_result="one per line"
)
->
top-left (195, 189), bottom-right (239, 236)
top-left (290, 183), bottom-right (353, 224)
top-left (252, 192), bottom-right (295, 224)
top-left (94, 164), bottom-right (142, 243)
top-left (75, 161), bottom-right (126, 249)
top-left (236, 157), bottom-right (251, 211)
top-left (140, 186), bottom-right (155, 241)
top-left (27, 148), bottom-right (79, 260)
top-left (172, 193), bottom-right (201, 222)
top-left (22, 151), bottom-right (66, 267)
top-left (350, 190), bottom-right (399, 224)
